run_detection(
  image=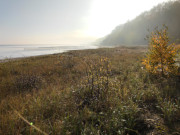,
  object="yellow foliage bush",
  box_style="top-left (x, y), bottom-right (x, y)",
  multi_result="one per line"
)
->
top-left (142, 26), bottom-right (178, 76)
